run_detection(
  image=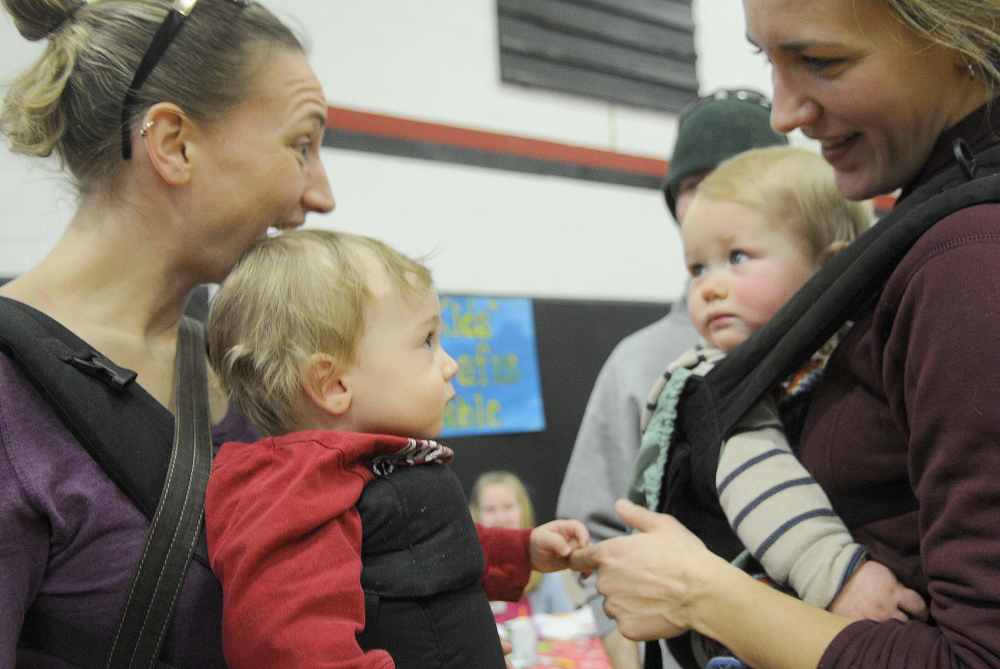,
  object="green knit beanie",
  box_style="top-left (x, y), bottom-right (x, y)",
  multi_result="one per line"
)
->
top-left (663, 94), bottom-right (788, 219)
